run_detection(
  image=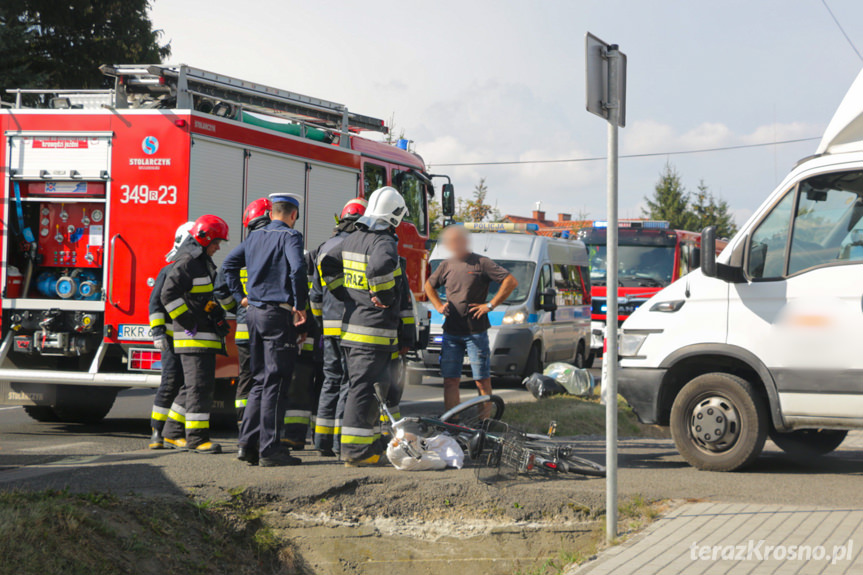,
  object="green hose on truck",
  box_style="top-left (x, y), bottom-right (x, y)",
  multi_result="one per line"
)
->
top-left (240, 111), bottom-right (331, 143)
